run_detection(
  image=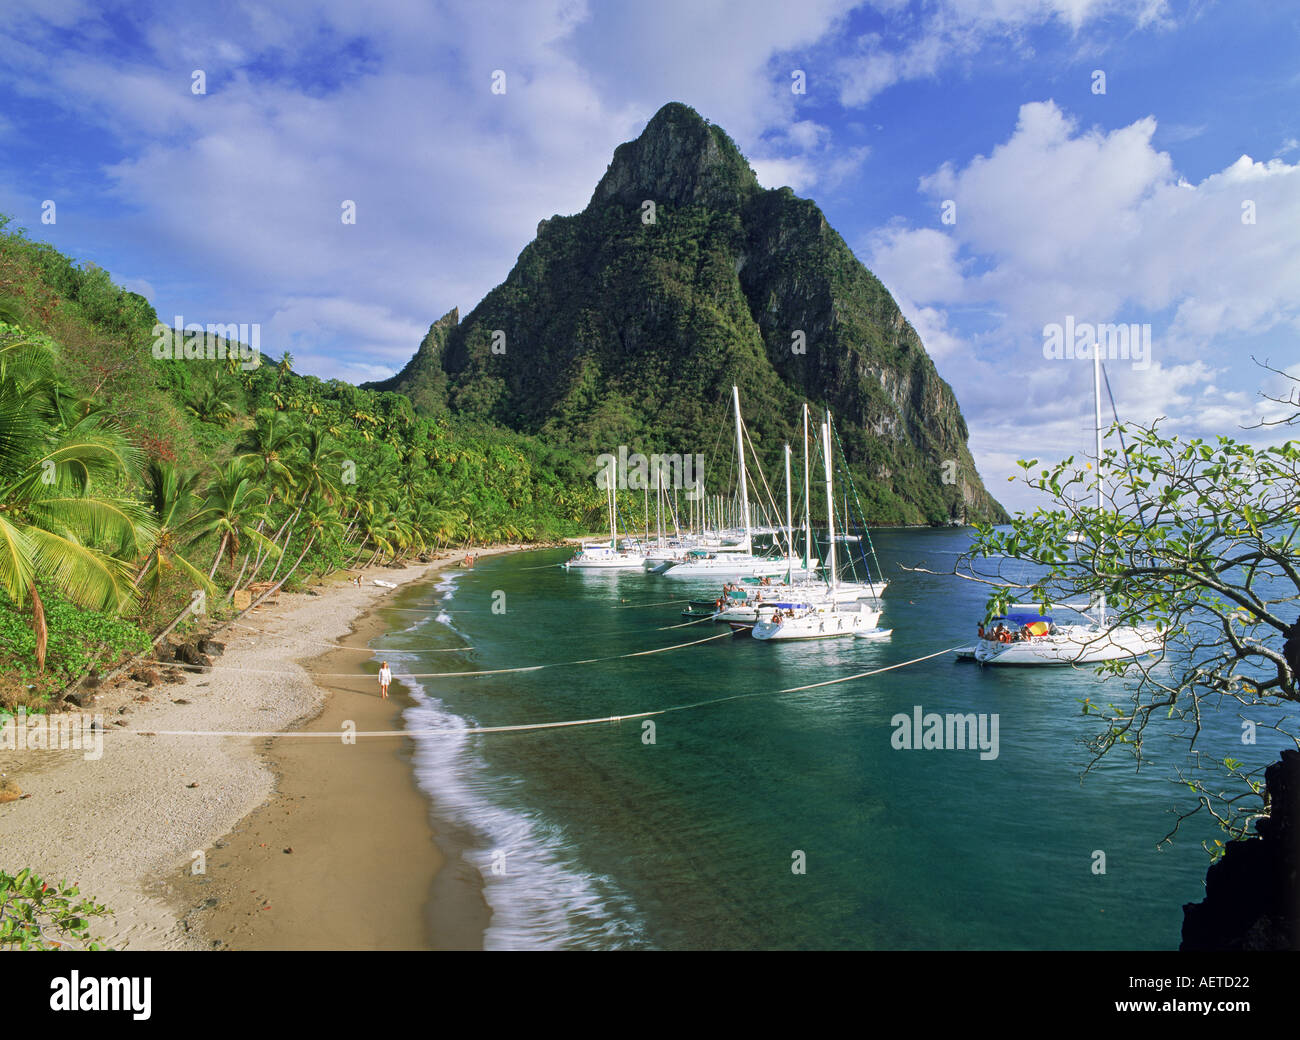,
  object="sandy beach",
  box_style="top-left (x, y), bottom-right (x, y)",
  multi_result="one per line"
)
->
top-left (0, 546), bottom-right (522, 950)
